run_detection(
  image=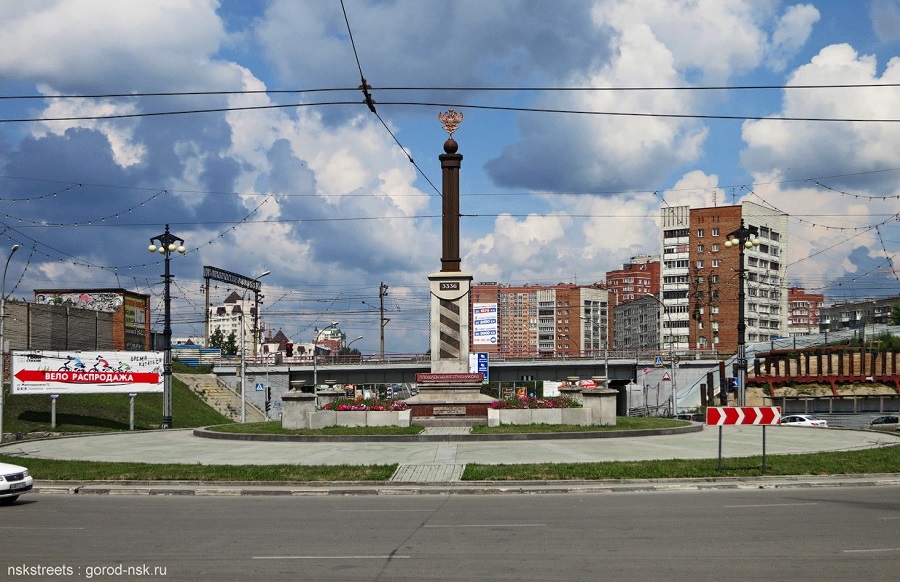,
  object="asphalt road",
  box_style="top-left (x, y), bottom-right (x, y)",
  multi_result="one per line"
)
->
top-left (3, 487), bottom-right (898, 582)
